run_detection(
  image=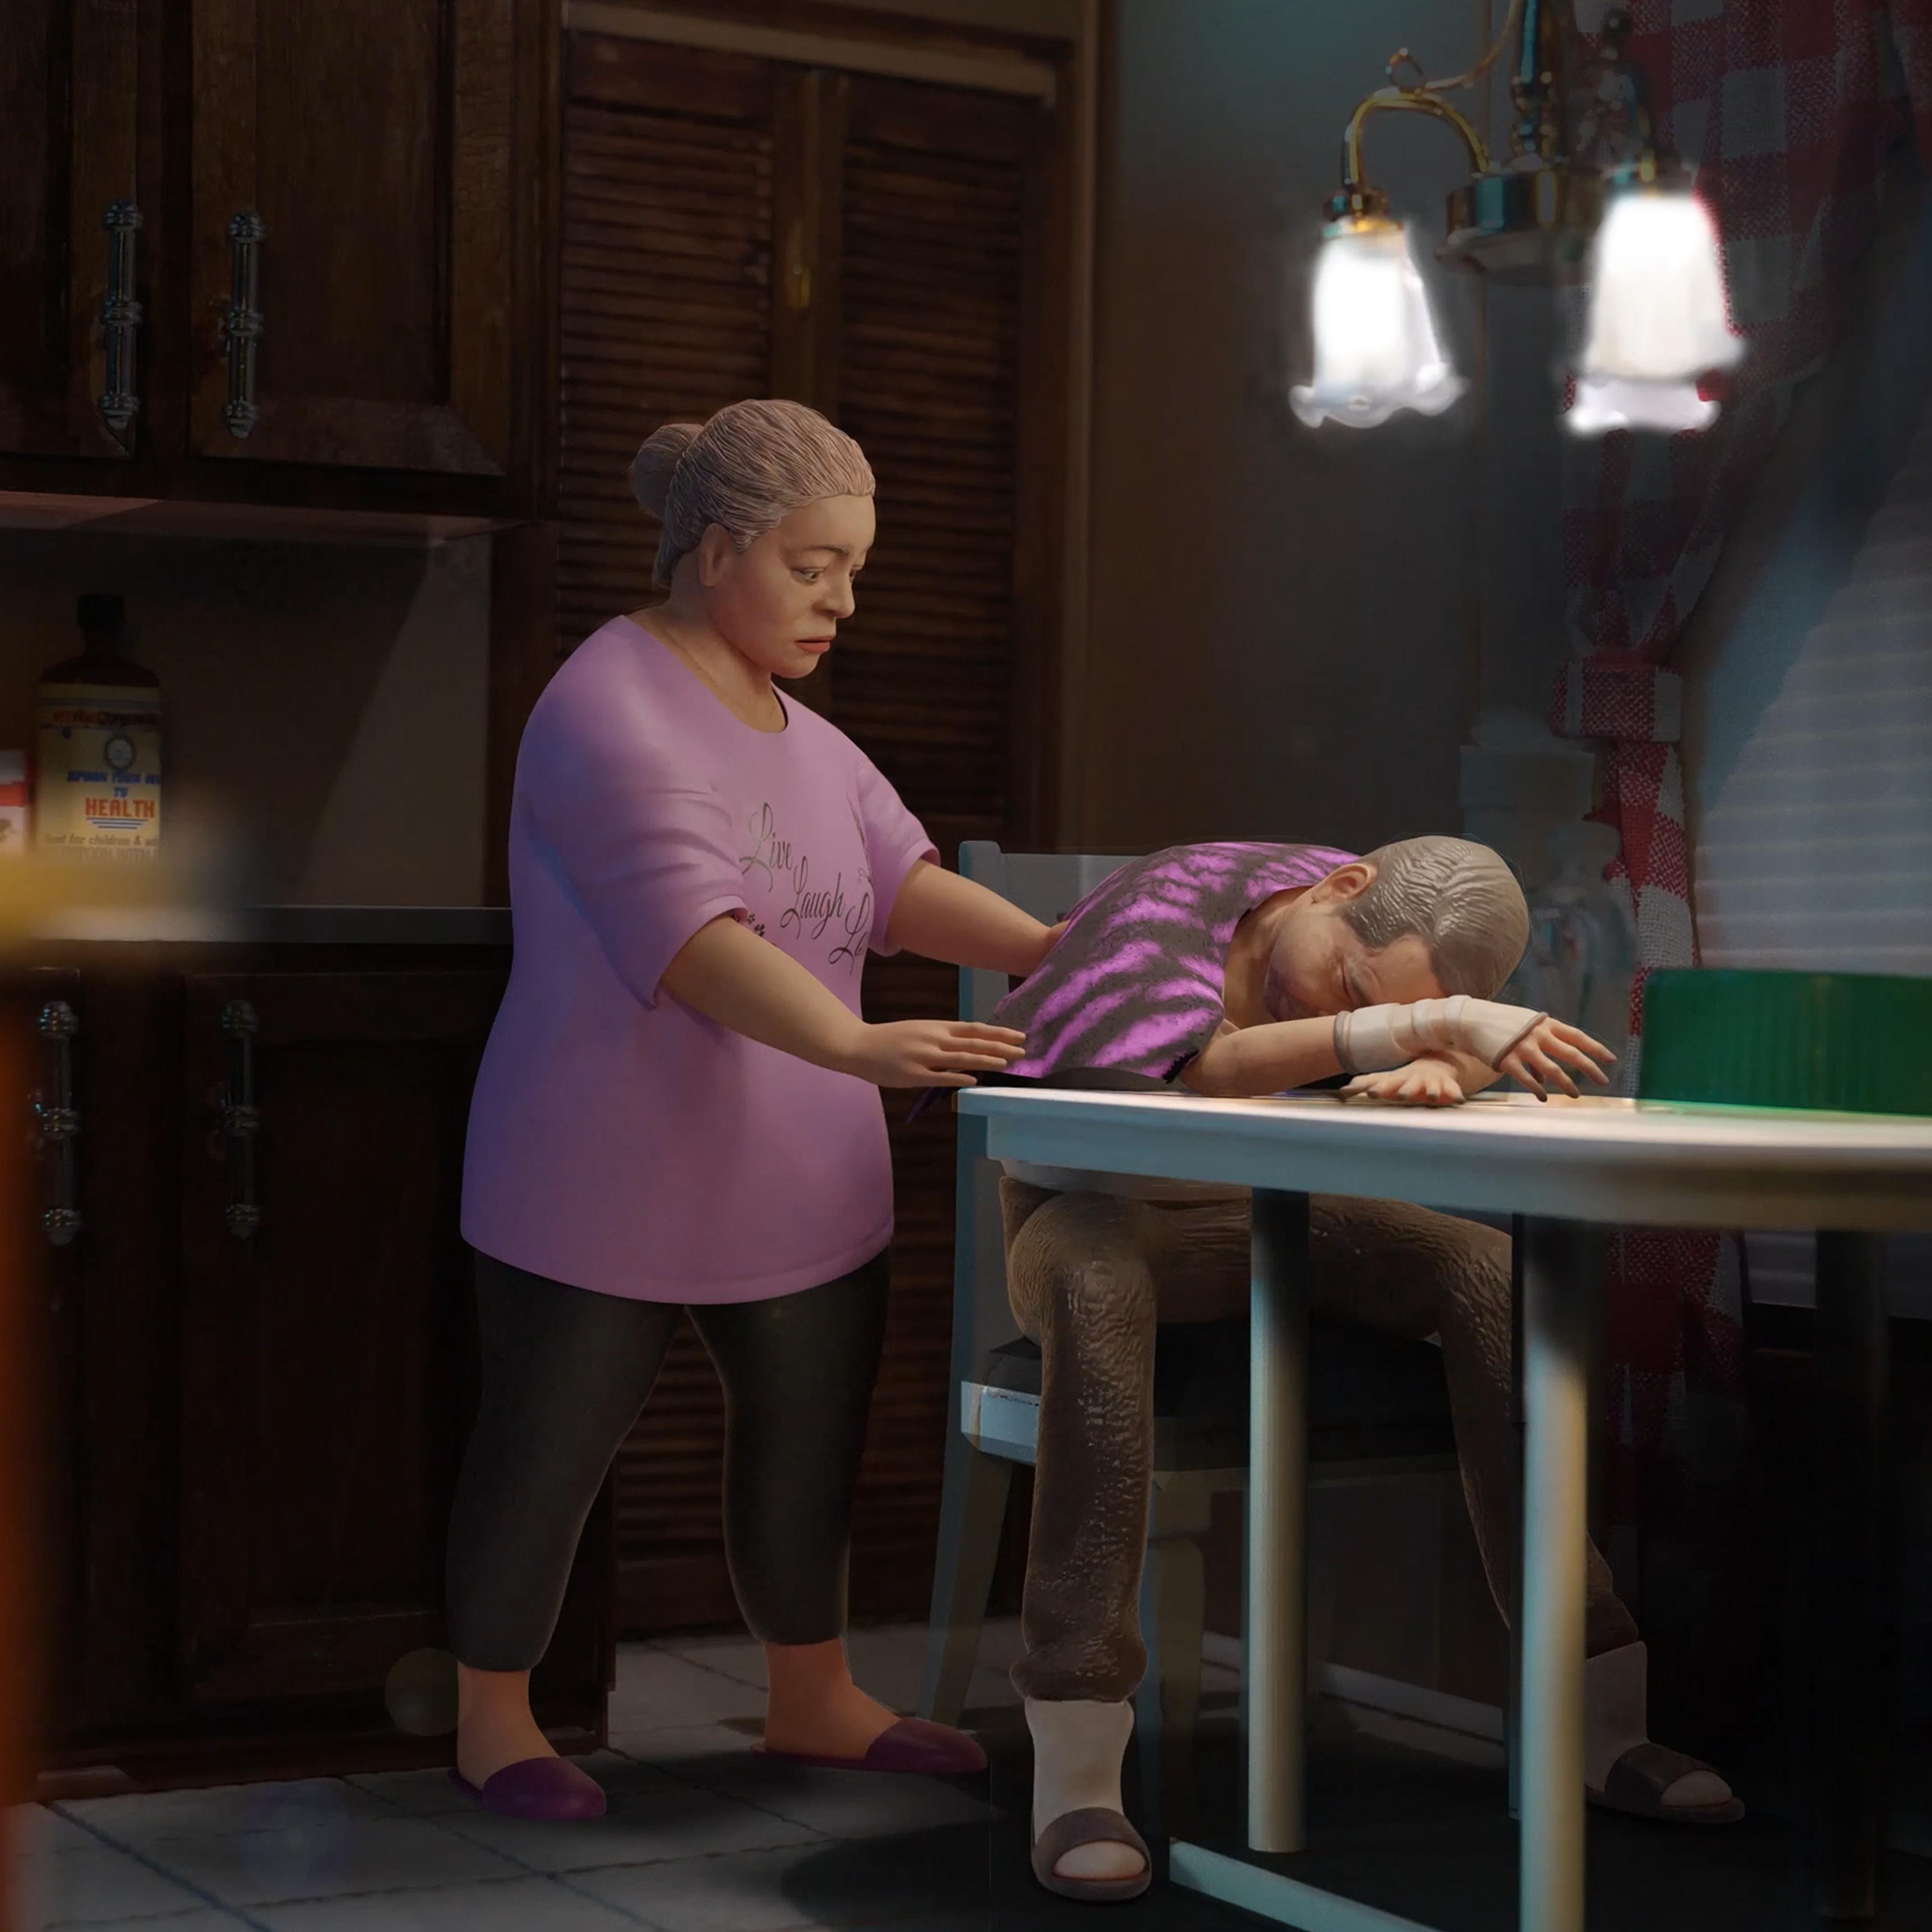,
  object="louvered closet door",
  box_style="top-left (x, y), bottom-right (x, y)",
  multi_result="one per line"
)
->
top-left (557, 36), bottom-right (1051, 1632)
top-left (560, 33), bottom-right (780, 1630)
top-left (557, 35), bottom-right (776, 652)
top-left (833, 75), bottom-right (1035, 1613)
